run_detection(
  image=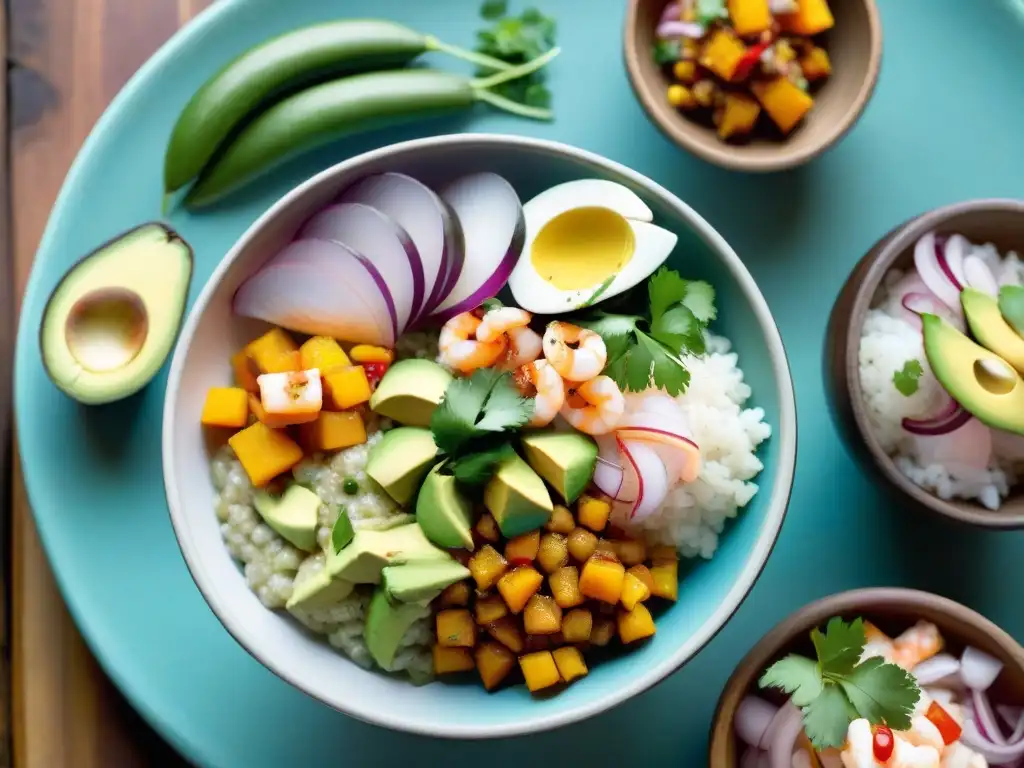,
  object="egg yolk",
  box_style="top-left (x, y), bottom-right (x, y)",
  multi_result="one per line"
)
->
top-left (530, 207), bottom-right (635, 290)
